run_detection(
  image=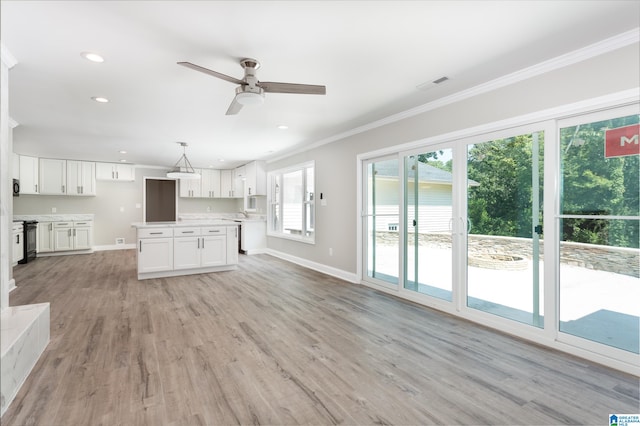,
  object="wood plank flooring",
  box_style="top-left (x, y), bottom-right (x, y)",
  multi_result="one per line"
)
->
top-left (4, 250), bottom-right (639, 425)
